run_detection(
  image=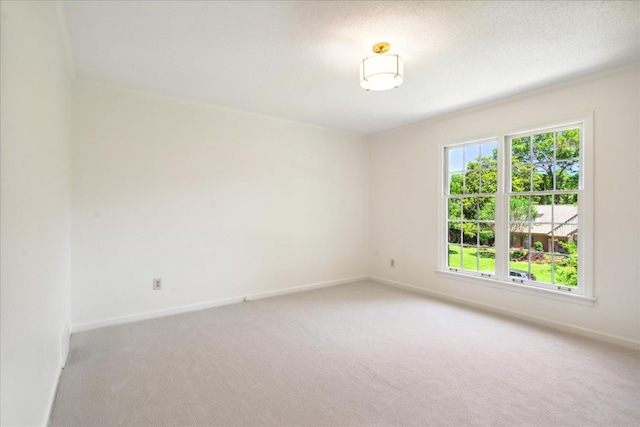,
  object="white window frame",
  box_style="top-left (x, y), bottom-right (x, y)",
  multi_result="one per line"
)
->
top-left (437, 113), bottom-right (594, 306)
